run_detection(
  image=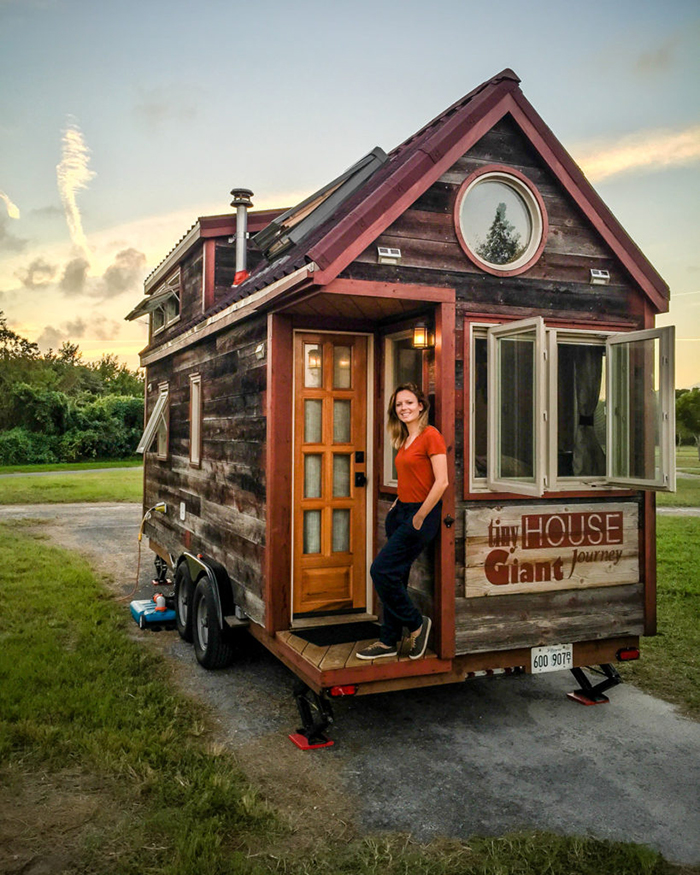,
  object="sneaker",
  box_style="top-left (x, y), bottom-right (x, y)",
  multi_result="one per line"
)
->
top-left (408, 616), bottom-right (432, 660)
top-left (356, 642), bottom-right (397, 660)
